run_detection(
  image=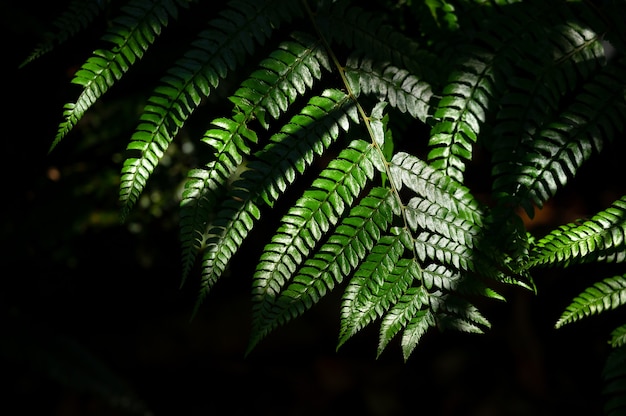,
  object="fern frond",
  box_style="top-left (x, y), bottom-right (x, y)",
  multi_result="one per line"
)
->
top-left (338, 230), bottom-right (417, 348)
top-left (193, 90), bottom-right (357, 310)
top-left (405, 196), bottom-right (481, 249)
top-left (610, 324), bottom-right (626, 349)
top-left (400, 302), bottom-right (437, 362)
top-left (179, 167), bottom-right (223, 285)
top-left (249, 140), bottom-right (383, 348)
top-left (193, 34), bottom-right (332, 215)
top-left (390, 152), bottom-right (483, 224)
top-left (119, 0), bottom-right (302, 220)
top-left (428, 48), bottom-right (498, 183)
top-left (50, 0), bottom-right (190, 151)
top-left (247, 186), bottom-right (395, 353)
top-left (377, 286), bottom-right (432, 359)
top-left (422, 263), bottom-right (505, 301)
top-left (530, 196), bottom-right (626, 268)
top-left (344, 55), bottom-right (432, 123)
top-left (502, 56), bottom-right (626, 212)
top-left (20, 0), bottom-right (107, 68)
top-left (390, 151), bottom-right (494, 273)
top-left (229, 32), bottom-right (330, 128)
top-left (555, 274), bottom-right (626, 328)
top-left (431, 294), bottom-right (491, 333)
top-left (253, 139), bottom-right (379, 280)
top-left (491, 21), bottom-right (606, 210)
